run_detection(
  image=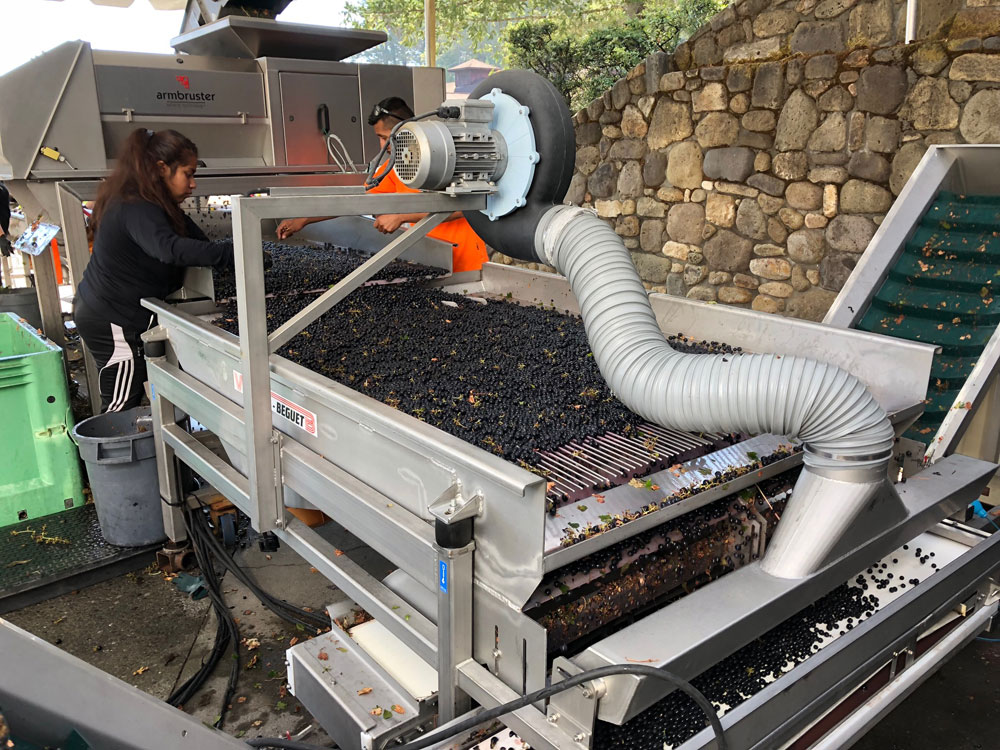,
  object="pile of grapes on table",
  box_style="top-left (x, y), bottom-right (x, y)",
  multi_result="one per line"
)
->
top-left (212, 241), bottom-right (447, 300)
top-left (212, 248), bottom-right (779, 473)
